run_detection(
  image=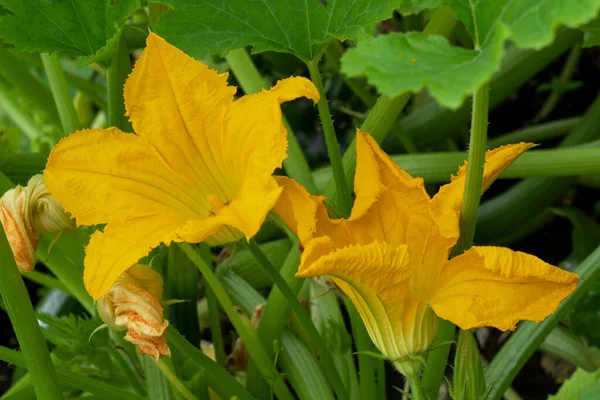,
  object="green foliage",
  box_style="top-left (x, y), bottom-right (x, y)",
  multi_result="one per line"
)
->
top-left (551, 208), bottom-right (600, 271)
top-left (37, 313), bottom-right (112, 378)
top-left (342, 0), bottom-right (600, 108)
top-left (153, 0), bottom-right (398, 62)
top-left (548, 369), bottom-right (600, 399)
top-left (397, 0), bottom-right (441, 16)
top-left (0, 0), bottom-right (140, 66)
top-left (581, 16), bottom-right (600, 47)
top-left (341, 30), bottom-right (503, 109)
top-left (0, 126), bottom-right (19, 170)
